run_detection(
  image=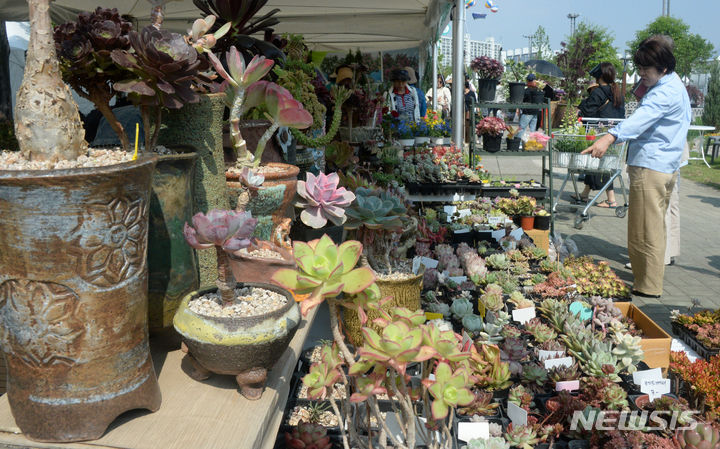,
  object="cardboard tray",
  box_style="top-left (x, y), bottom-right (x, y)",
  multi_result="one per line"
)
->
top-left (614, 302), bottom-right (672, 369)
